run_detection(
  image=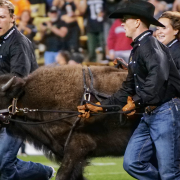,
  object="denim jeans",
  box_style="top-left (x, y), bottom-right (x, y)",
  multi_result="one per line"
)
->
top-left (0, 128), bottom-right (52, 180)
top-left (123, 98), bottom-right (180, 180)
top-left (44, 51), bottom-right (59, 65)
